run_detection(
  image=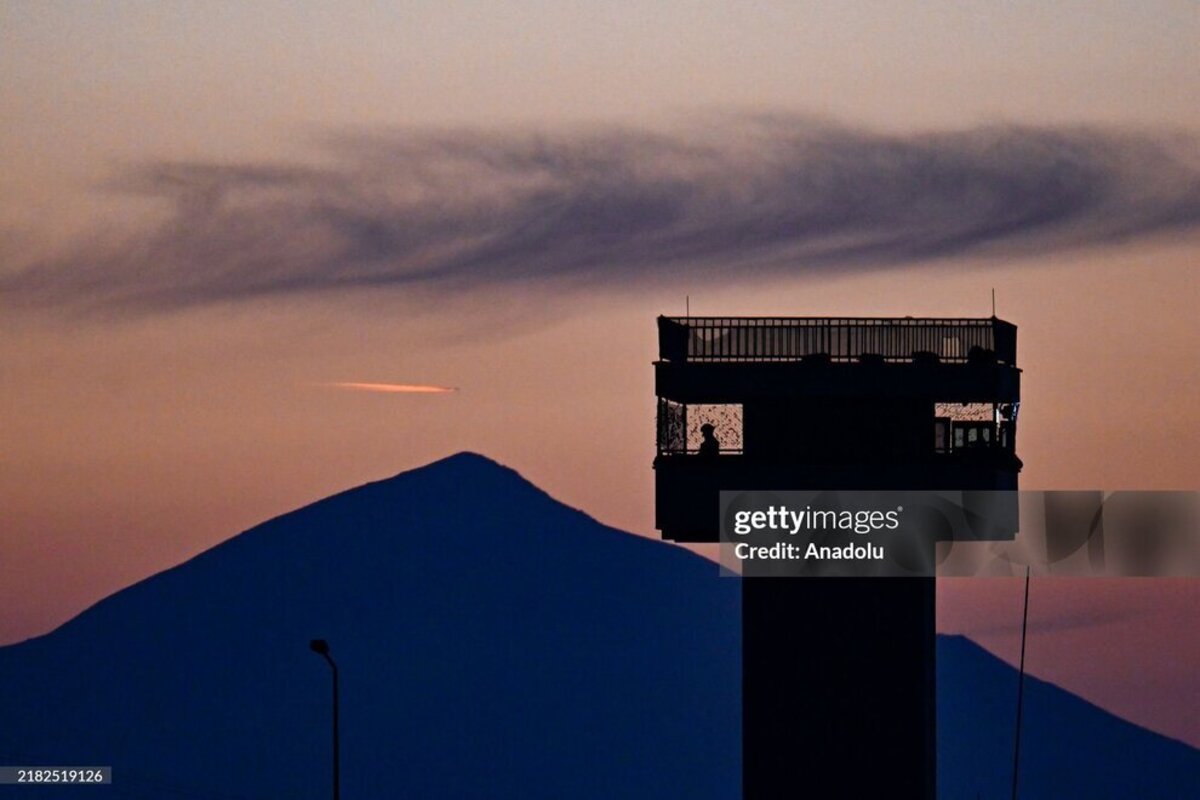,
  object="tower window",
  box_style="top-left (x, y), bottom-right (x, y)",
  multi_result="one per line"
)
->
top-left (656, 400), bottom-right (743, 454)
